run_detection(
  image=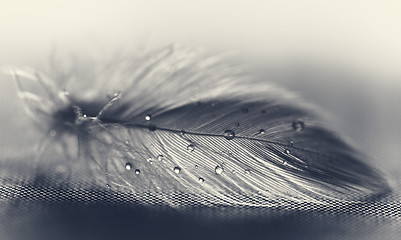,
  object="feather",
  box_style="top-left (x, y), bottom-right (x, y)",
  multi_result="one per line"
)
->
top-left (6, 45), bottom-right (390, 207)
